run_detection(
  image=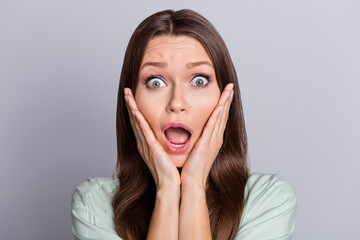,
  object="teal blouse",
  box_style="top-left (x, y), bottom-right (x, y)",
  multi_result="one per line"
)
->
top-left (71, 173), bottom-right (297, 239)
